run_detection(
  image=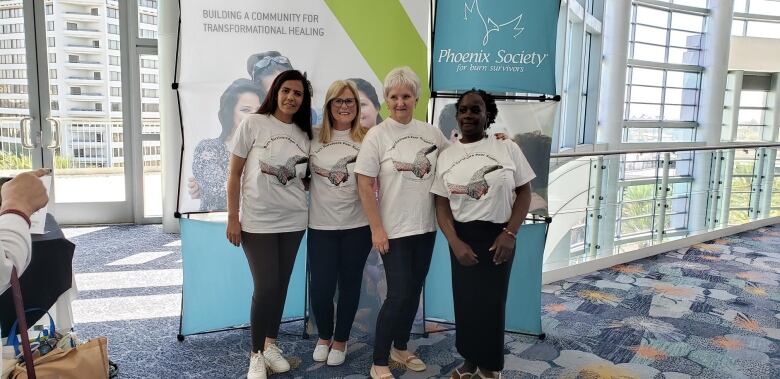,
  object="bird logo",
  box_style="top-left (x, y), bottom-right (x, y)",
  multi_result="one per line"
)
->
top-left (447, 165), bottom-right (503, 199)
top-left (464, 0), bottom-right (524, 46)
top-left (312, 155), bottom-right (357, 186)
top-left (393, 145), bottom-right (438, 178)
top-left (260, 155), bottom-right (309, 185)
